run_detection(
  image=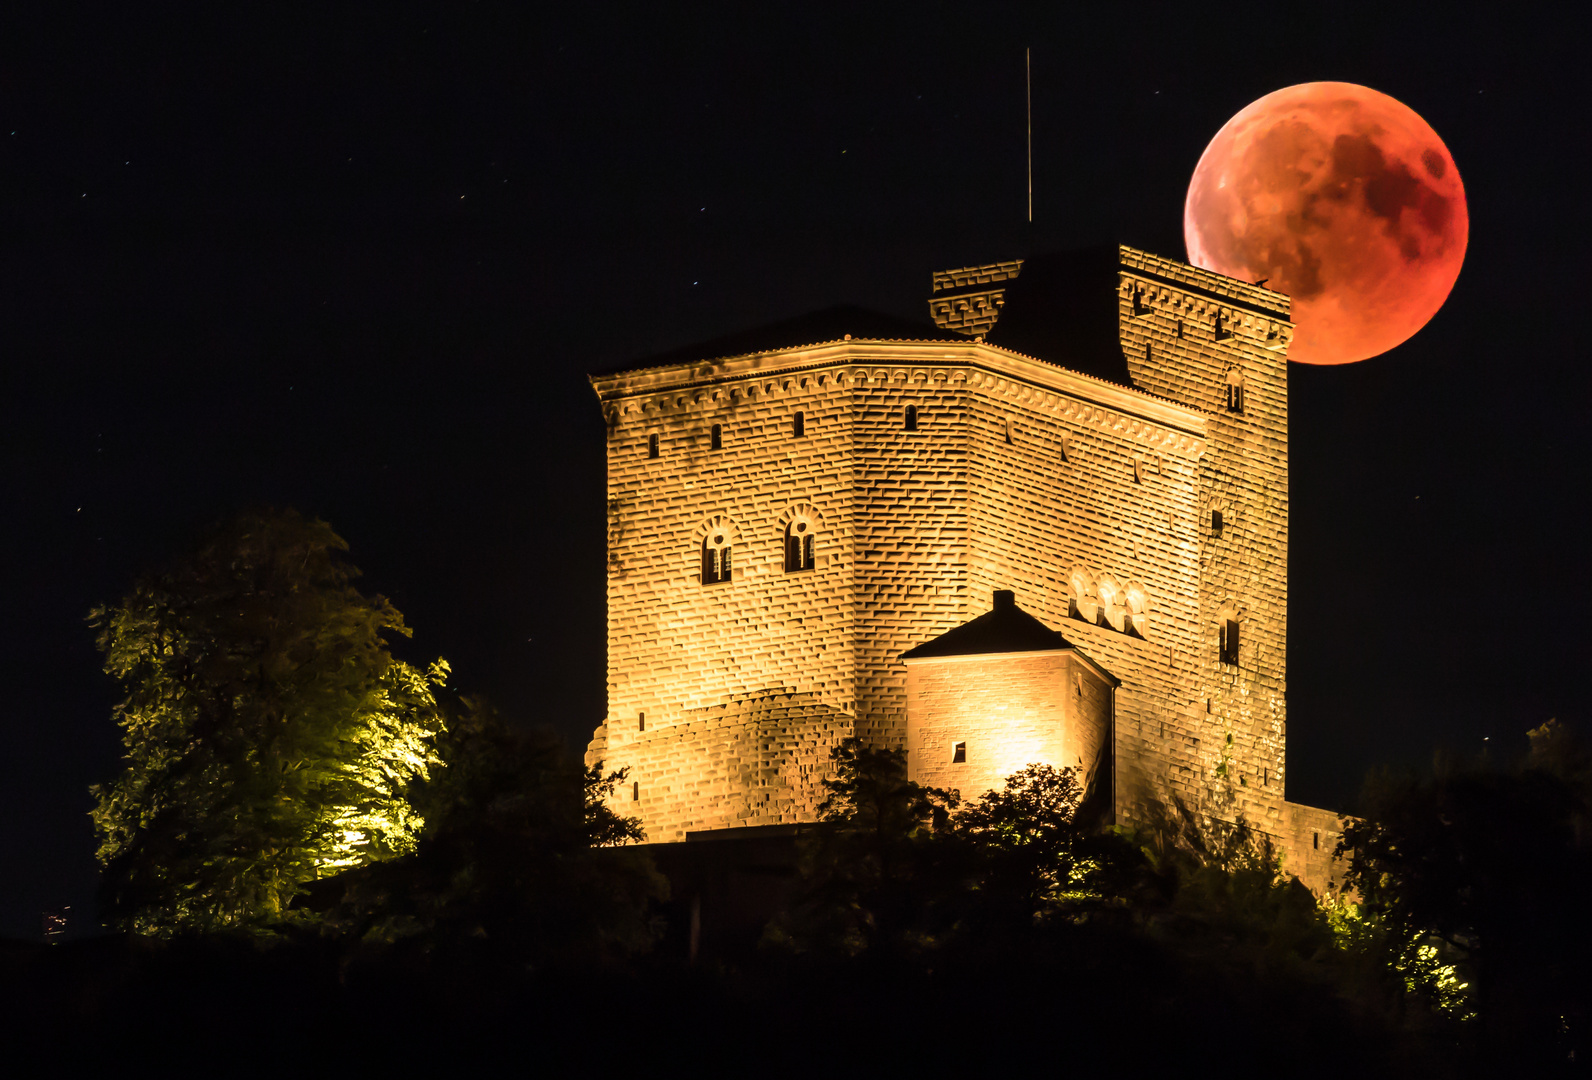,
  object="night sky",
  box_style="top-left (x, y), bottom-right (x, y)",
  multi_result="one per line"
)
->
top-left (4, 4), bottom-right (1587, 940)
